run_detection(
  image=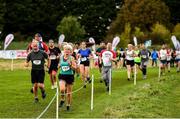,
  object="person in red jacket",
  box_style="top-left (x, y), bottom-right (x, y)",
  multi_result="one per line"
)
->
top-left (27, 33), bottom-right (49, 53)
